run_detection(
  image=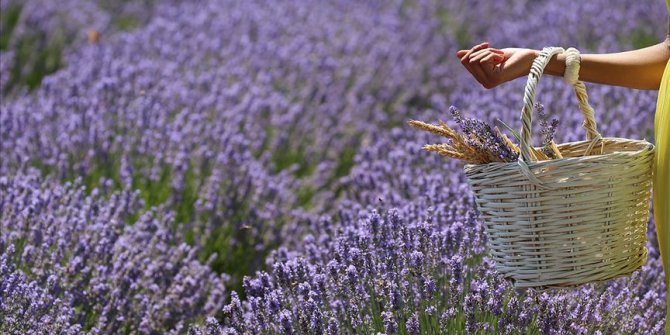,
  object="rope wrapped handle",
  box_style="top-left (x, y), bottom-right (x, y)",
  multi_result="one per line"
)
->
top-left (519, 47), bottom-right (603, 164)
